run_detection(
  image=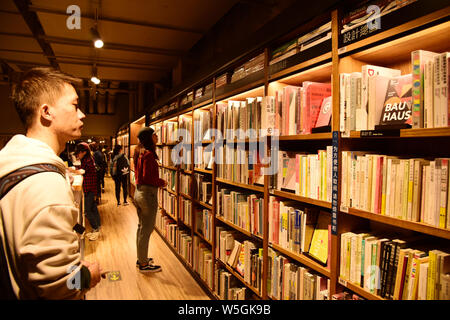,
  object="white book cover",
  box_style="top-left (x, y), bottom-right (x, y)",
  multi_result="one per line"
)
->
top-left (340, 73), bottom-right (350, 132)
top-left (360, 65), bottom-right (401, 131)
top-left (349, 72), bottom-right (362, 132)
top-left (439, 53), bottom-right (450, 128)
